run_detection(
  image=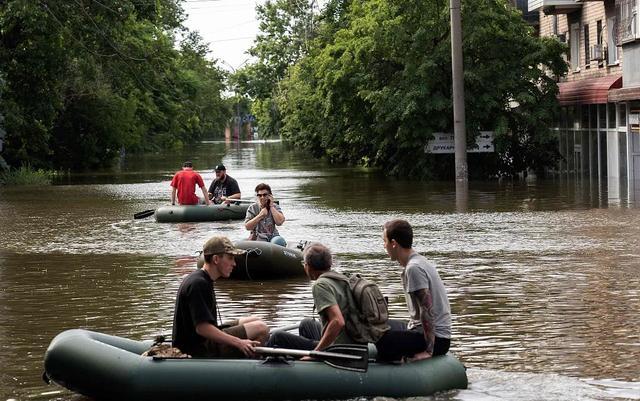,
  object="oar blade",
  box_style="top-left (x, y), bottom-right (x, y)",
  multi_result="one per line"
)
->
top-left (254, 344), bottom-right (368, 372)
top-left (316, 344), bottom-right (369, 373)
top-left (134, 209), bottom-right (156, 219)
